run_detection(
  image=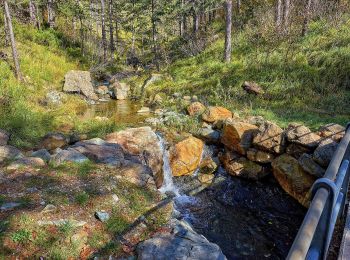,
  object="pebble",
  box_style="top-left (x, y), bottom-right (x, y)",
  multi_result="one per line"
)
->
top-left (95, 211), bottom-right (110, 222)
